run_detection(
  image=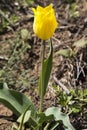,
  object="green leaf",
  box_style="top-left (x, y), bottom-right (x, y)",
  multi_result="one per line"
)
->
top-left (10, 14), bottom-right (19, 24)
top-left (0, 82), bottom-right (37, 117)
top-left (17, 110), bottom-right (31, 124)
top-left (73, 38), bottom-right (87, 48)
top-left (21, 29), bottom-right (29, 41)
top-left (26, 0), bottom-right (34, 6)
top-left (33, 112), bottom-right (54, 130)
top-left (17, 106), bottom-right (37, 129)
top-left (0, 9), bottom-right (13, 26)
top-left (66, 0), bottom-right (73, 3)
top-left (37, 112), bottom-right (54, 124)
top-left (45, 107), bottom-right (75, 130)
top-left (17, 107), bottom-right (31, 130)
top-left (38, 39), bottom-right (53, 97)
top-left (57, 48), bottom-right (73, 58)
top-left (71, 105), bottom-right (82, 113)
